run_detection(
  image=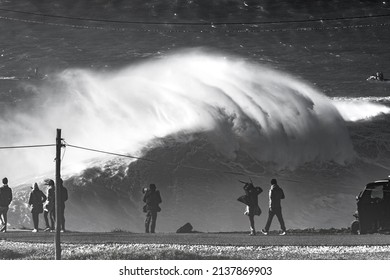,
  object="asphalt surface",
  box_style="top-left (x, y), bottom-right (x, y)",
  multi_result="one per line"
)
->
top-left (2, 231), bottom-right (390, 246)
